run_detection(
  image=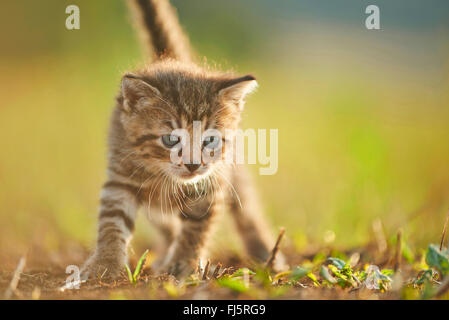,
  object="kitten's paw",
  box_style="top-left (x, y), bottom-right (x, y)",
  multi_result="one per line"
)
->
top-left (80, 255), bottom-right (124, 281)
